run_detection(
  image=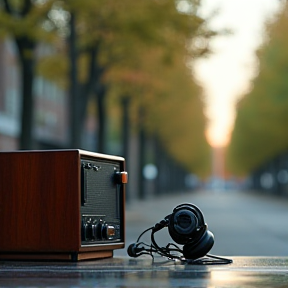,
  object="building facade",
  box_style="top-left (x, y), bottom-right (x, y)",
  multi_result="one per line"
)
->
top-left (0, 39), bottom-right (69, 150)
